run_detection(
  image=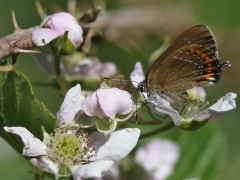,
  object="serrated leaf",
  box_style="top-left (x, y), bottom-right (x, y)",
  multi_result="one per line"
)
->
top-left (0, 63), bottom-right (57, 154)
